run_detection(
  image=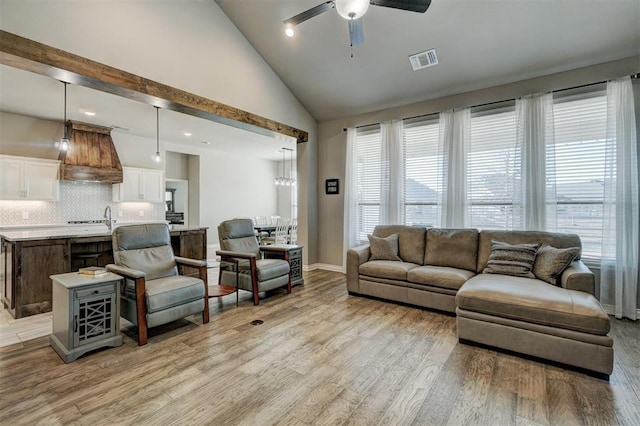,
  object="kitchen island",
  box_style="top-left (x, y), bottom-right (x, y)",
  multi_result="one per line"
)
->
top-left (0, 224), bottom-right (207, 319)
